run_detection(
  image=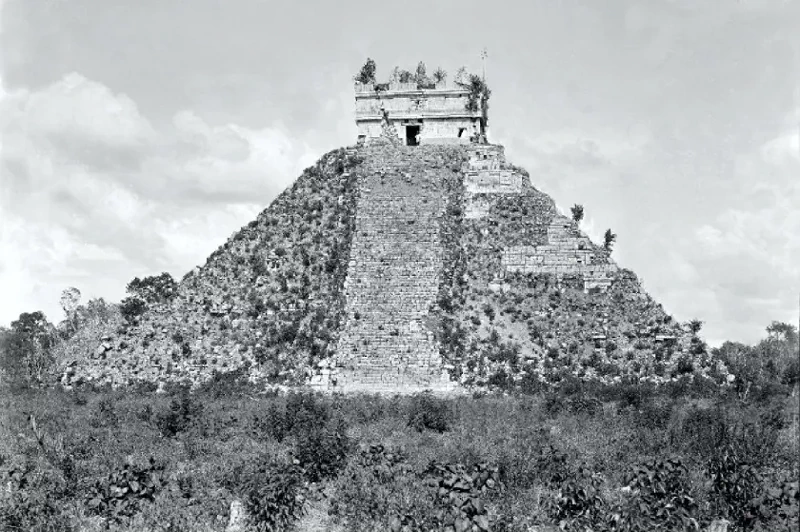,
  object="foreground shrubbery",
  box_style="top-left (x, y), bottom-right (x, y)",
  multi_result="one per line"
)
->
top-left (1, 382), bottom-right (798, 531)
